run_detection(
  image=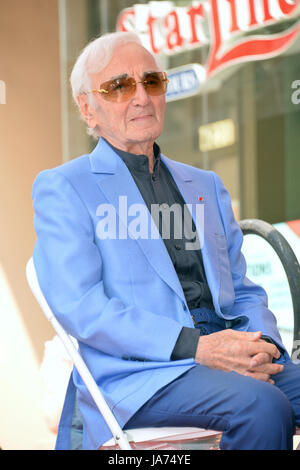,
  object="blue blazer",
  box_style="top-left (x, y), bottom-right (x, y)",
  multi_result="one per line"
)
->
top-left (32, 138), bottom-right (285, 449)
